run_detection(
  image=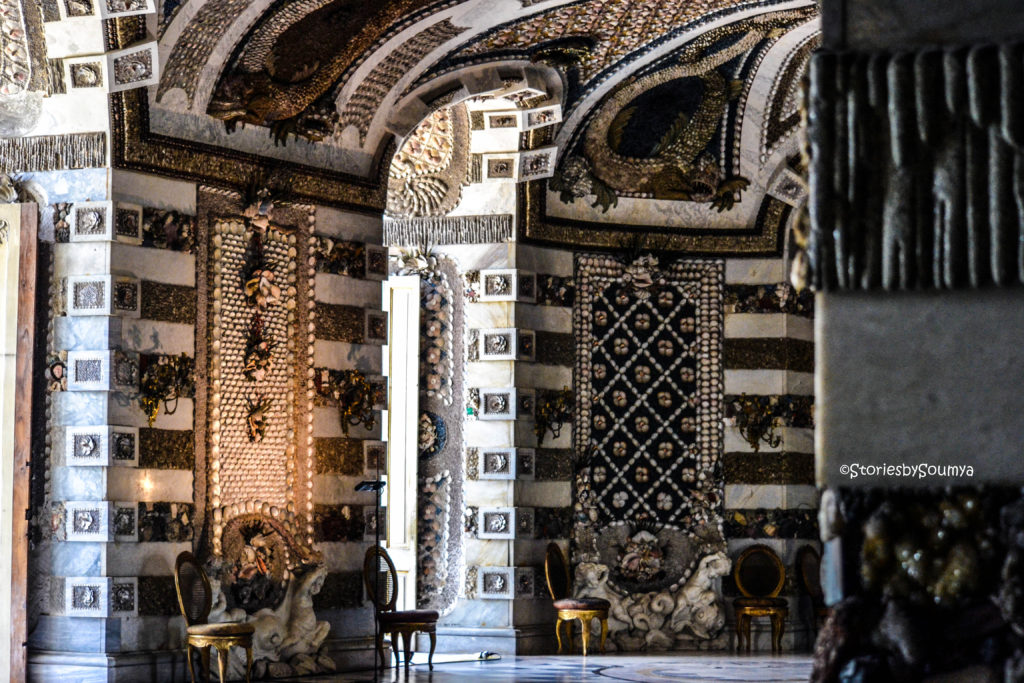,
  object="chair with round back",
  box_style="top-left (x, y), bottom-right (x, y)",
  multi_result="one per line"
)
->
top-left (174, 551), bottom-right (254, 683)
top-left (796, 545), bottom-right (829, 630)
top-left (362, 545), bottom-right (438, 671)
top-left (732, 544), bottom-right (788, 652)
top-left (543, 542), bottom-right (610, 655)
